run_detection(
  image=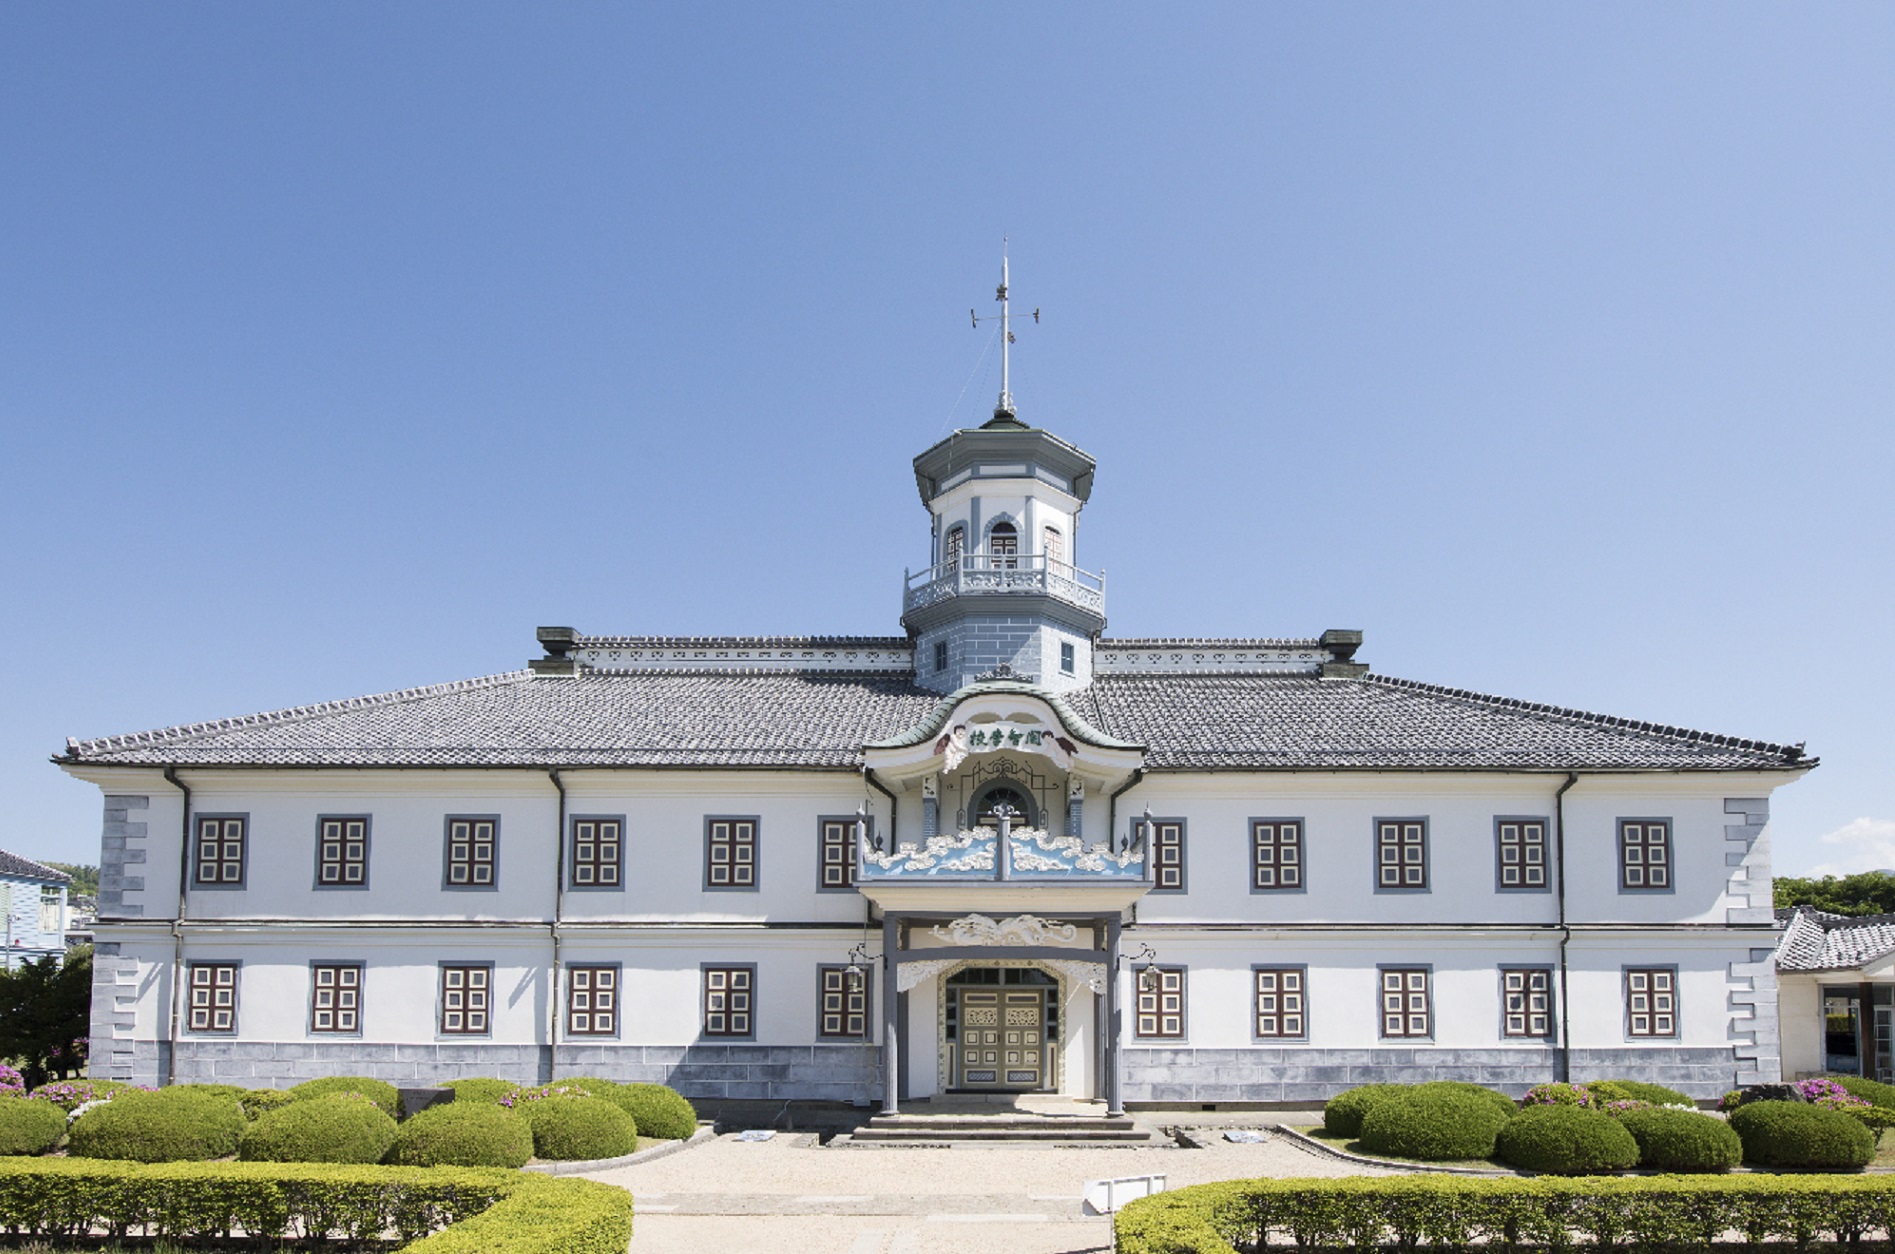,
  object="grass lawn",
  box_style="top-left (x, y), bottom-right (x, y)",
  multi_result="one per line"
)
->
top-left (1288, 1123), bottom-right (1503, 1171)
